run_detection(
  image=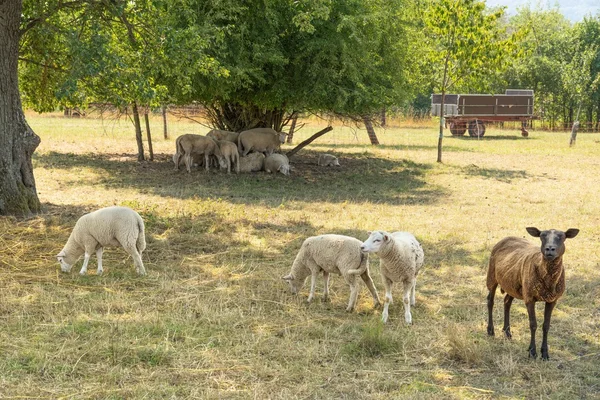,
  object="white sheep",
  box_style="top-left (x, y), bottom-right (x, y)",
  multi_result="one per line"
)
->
top-left (238, 152), bottom-right (265, 173)
top-left (56, 206), bottom-right (147, 275)
top-left (207, 129), bottom-right (240, 144)
top-left (361, 231), bottom-right (424, 324)
top-left (237, 128), bottom-right (286, 156)
top-left (282, 234), bottom-right (381, 312)
top-left (174, 134), bottom-right (227, 173)
top-left (216, 140), bottom-right (240, 174)
top-left (317, 154), bottom-right (340, 167)
top-left (264, 153), bottom-right (290, 175)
